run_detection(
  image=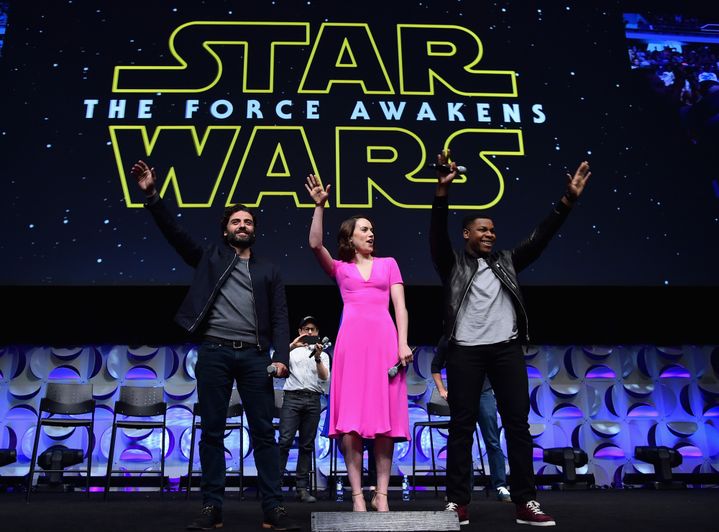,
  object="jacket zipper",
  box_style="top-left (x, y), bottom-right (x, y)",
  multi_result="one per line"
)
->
top-left (189, 254), bottom-right (238, 333)
top-left (245, 259), bottom-right (261, 348)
